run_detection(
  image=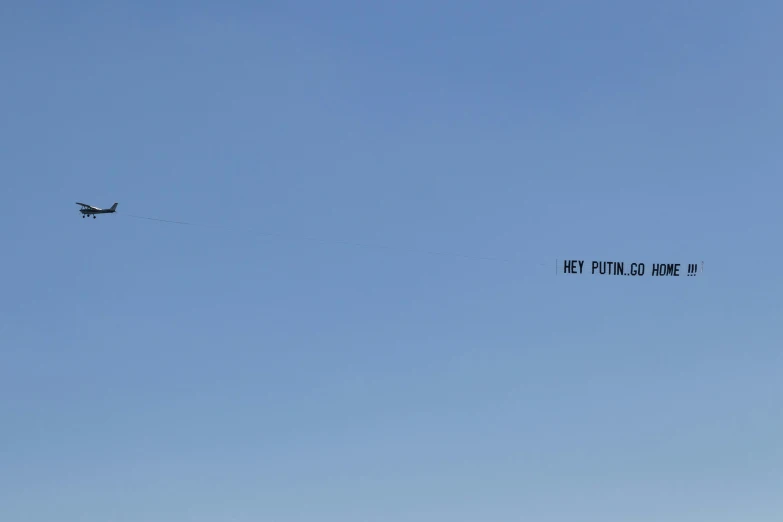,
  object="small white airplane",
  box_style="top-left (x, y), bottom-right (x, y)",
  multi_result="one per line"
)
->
top-left (76, 202), bottom-right (118, 218)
